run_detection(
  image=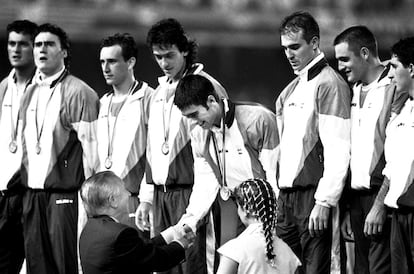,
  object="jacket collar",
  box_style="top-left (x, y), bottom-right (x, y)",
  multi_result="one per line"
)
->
top-left (296, 53), bottom-right (328, 81)
top-left (34, 67), bottom-right (68, 88)
top-left (354, 64), bottom-right (391, 88)
top-left (105, 80), bottom-right (144, 100)
top-left (211, 98), bottom-right (235, 133)
top-left (157, 63), bottom-right (204, 86)
top-left (91, 214), bottom-right (119, 223)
